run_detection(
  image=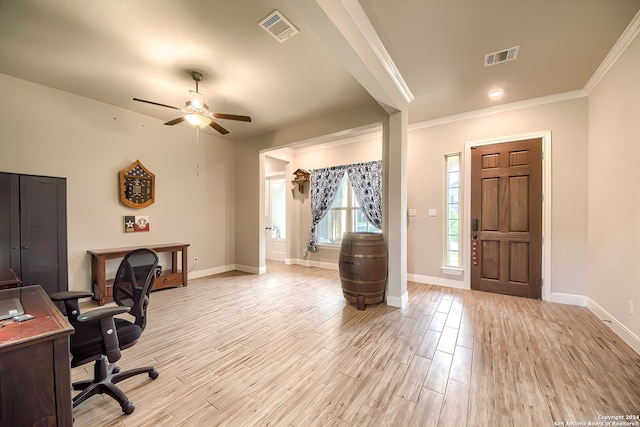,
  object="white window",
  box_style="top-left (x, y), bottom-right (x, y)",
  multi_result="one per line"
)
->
top-left (317, 172), bottom-right (379, 245)
top-left (445, 154), bottom-right (461, 268)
